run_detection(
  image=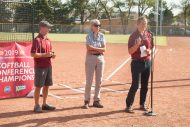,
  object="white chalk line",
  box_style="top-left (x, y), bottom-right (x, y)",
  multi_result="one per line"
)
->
top-left (49, 93), bottom-right (64, 100)
top-left (49, 93), bottom-right (80, 100)
top-left (58, 84), bottom-right (85, 93)
top-left (101, 87), bottom-right (127, 93)
top-left (105, 57), bottom-right (131, 80)
top-left (50, 49), bottom-right (159, 100)
top-left (105, 49), bottom-right (159, 82)
top-left (59, 83), bottom-right (126, 95)
top-left (108, 80), bottom-right (127, 85)
top-left (78, 85), bottom-right (127, 94)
